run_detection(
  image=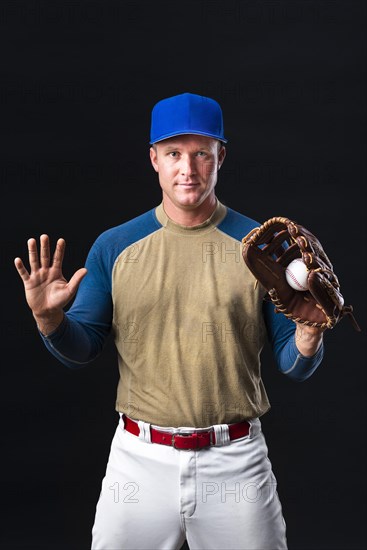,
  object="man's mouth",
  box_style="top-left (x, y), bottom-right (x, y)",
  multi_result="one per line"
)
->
top-left (176, 182), bottom-right (199, 186)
